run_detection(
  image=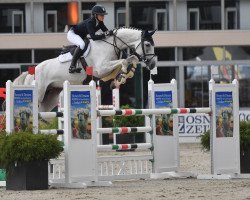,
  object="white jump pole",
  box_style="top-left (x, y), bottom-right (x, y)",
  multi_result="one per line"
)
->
top-left (96, 81), bottom-right (120, 145)
top-left (112, 87), bottom-right (120, 110)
